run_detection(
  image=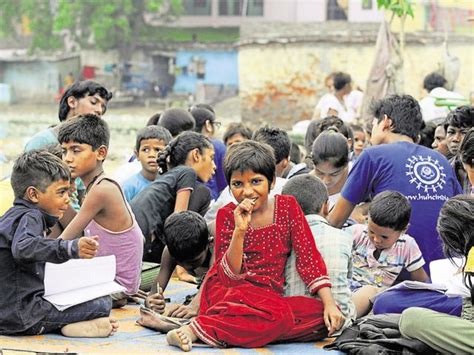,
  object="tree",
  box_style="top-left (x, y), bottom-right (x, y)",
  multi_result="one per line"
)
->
top-left (0, 0), bottom-right (182, 66)
top-left (0, 0), bottom-right (62, 52)
top-left (54, 0), bottom-right (182, 61)
top-left (376, 0), bottom-right (415, 58)
top-left (360, 0), bottom-right (415, 121)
